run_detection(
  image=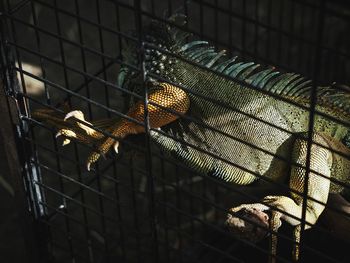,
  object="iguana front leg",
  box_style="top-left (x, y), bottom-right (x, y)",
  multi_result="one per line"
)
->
top-left (227, 133), bottom-right (332, 262)
top-left (34, 82), bottom-right (190, 170)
